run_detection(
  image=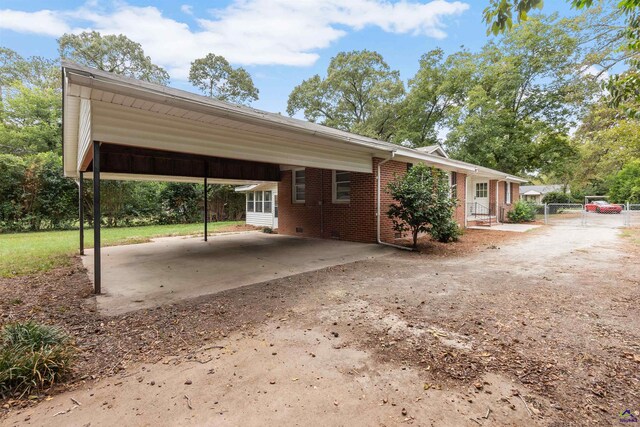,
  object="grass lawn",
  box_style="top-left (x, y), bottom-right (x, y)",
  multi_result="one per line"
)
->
top-left (0, 221), bottom-right (243, 277)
